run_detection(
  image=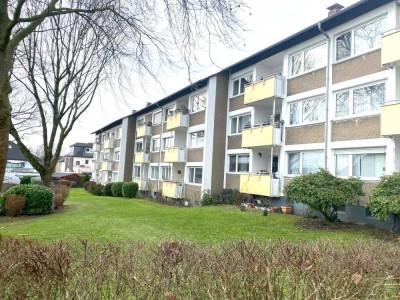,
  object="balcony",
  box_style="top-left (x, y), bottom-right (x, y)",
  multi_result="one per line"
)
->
top-left (242, 124), bottom-right (282, 148)
top-left (164, 147), bottom-right (186, 163)
top-left (134, 152), bottom-right (150, 163)
top-left (166, 111), bottom-right (189, 131)
top-left (103, 137), bottom-right (115, 149)
top-left (133, 177), bottom-right (148, 191)
top-left (162, 181), bottom-right (184, 199)
top-left (101, 161), bottom-right (113, 171)
top-left (381, 29), bottom-right (400, 66)
top-left (244, 75), bottom-right (284, 105)
top-left (240, 174), bottom-right (280, 197)
top-left (381, 101), bottom-right (400, 136)
top-left (136, 124), bottom-right (152, 138)
top-left (93, 143), bottom-right (101, 152)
